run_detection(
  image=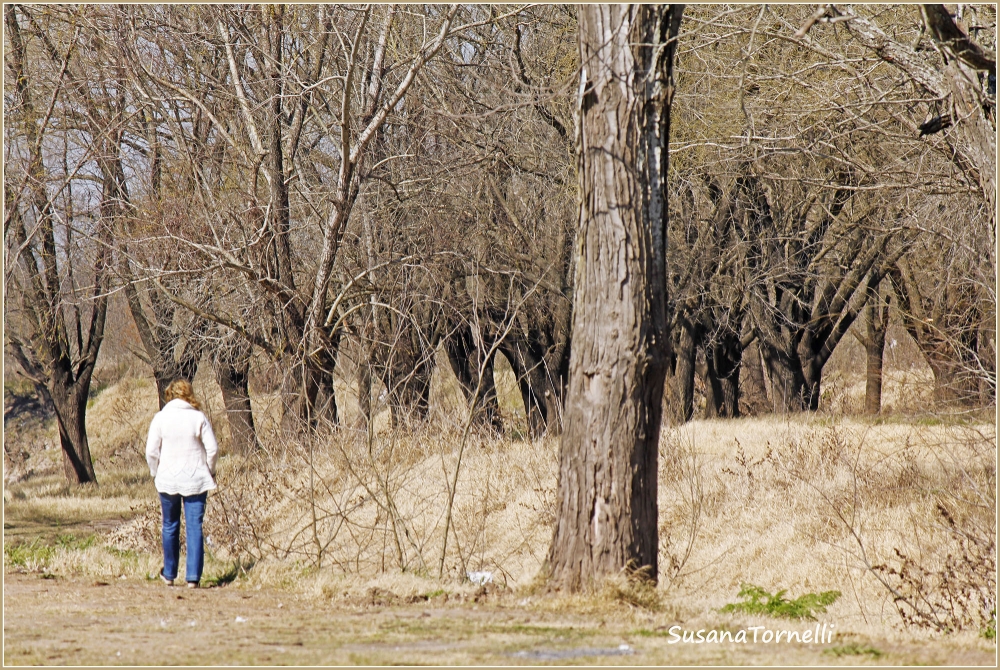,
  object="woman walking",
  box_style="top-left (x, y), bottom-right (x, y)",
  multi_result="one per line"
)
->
top-left (145, 380), bottom-right (218, 588)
